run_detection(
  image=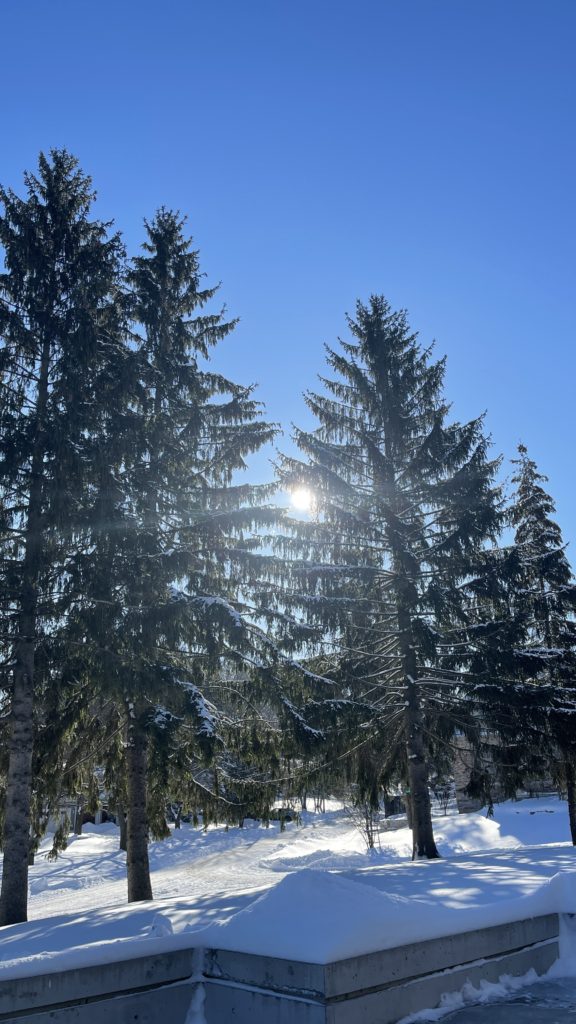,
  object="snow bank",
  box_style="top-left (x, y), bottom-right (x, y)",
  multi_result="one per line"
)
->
top-left (2, 867), bottom-right (573, 979)
top-left (191, 867), bottom-right (576, 964)
top-left (193, 870), bottom-right (430, 962)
